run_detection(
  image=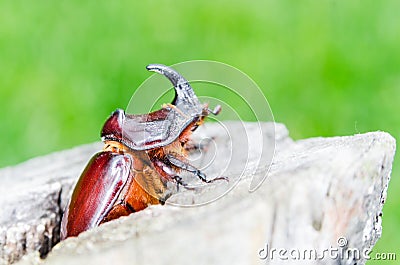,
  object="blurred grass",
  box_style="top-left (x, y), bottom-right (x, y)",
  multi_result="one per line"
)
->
top-left (0, 0), bottom-right (399, 263)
